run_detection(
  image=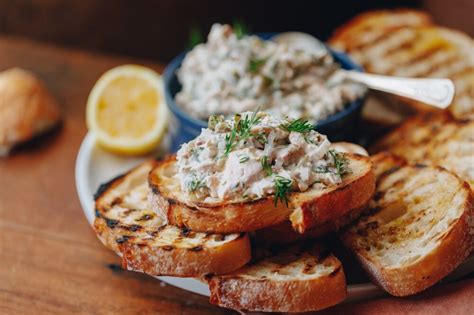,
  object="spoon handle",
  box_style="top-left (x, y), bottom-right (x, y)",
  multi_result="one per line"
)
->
top-left (343, 71), bottom-right (455, 109)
